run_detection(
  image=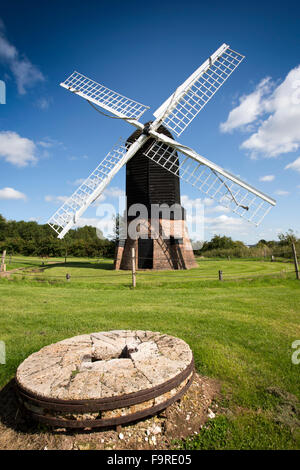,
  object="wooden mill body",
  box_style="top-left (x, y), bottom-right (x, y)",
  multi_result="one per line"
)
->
top-left (114, 125), bottom-right (197, 270)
